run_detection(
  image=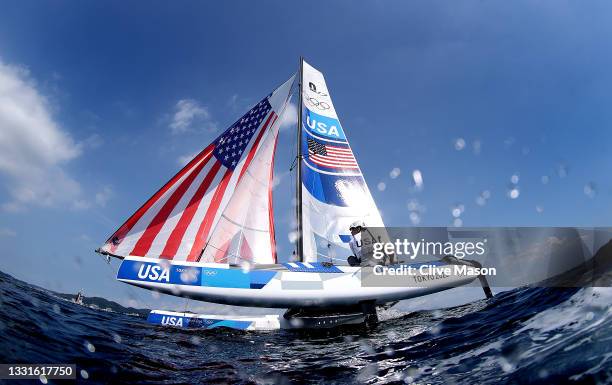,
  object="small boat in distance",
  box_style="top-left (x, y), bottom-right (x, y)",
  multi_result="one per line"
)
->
top-left (73, 289), bottom-right (84, 305)
top-left (96, 58), bottom-right (491, 330)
